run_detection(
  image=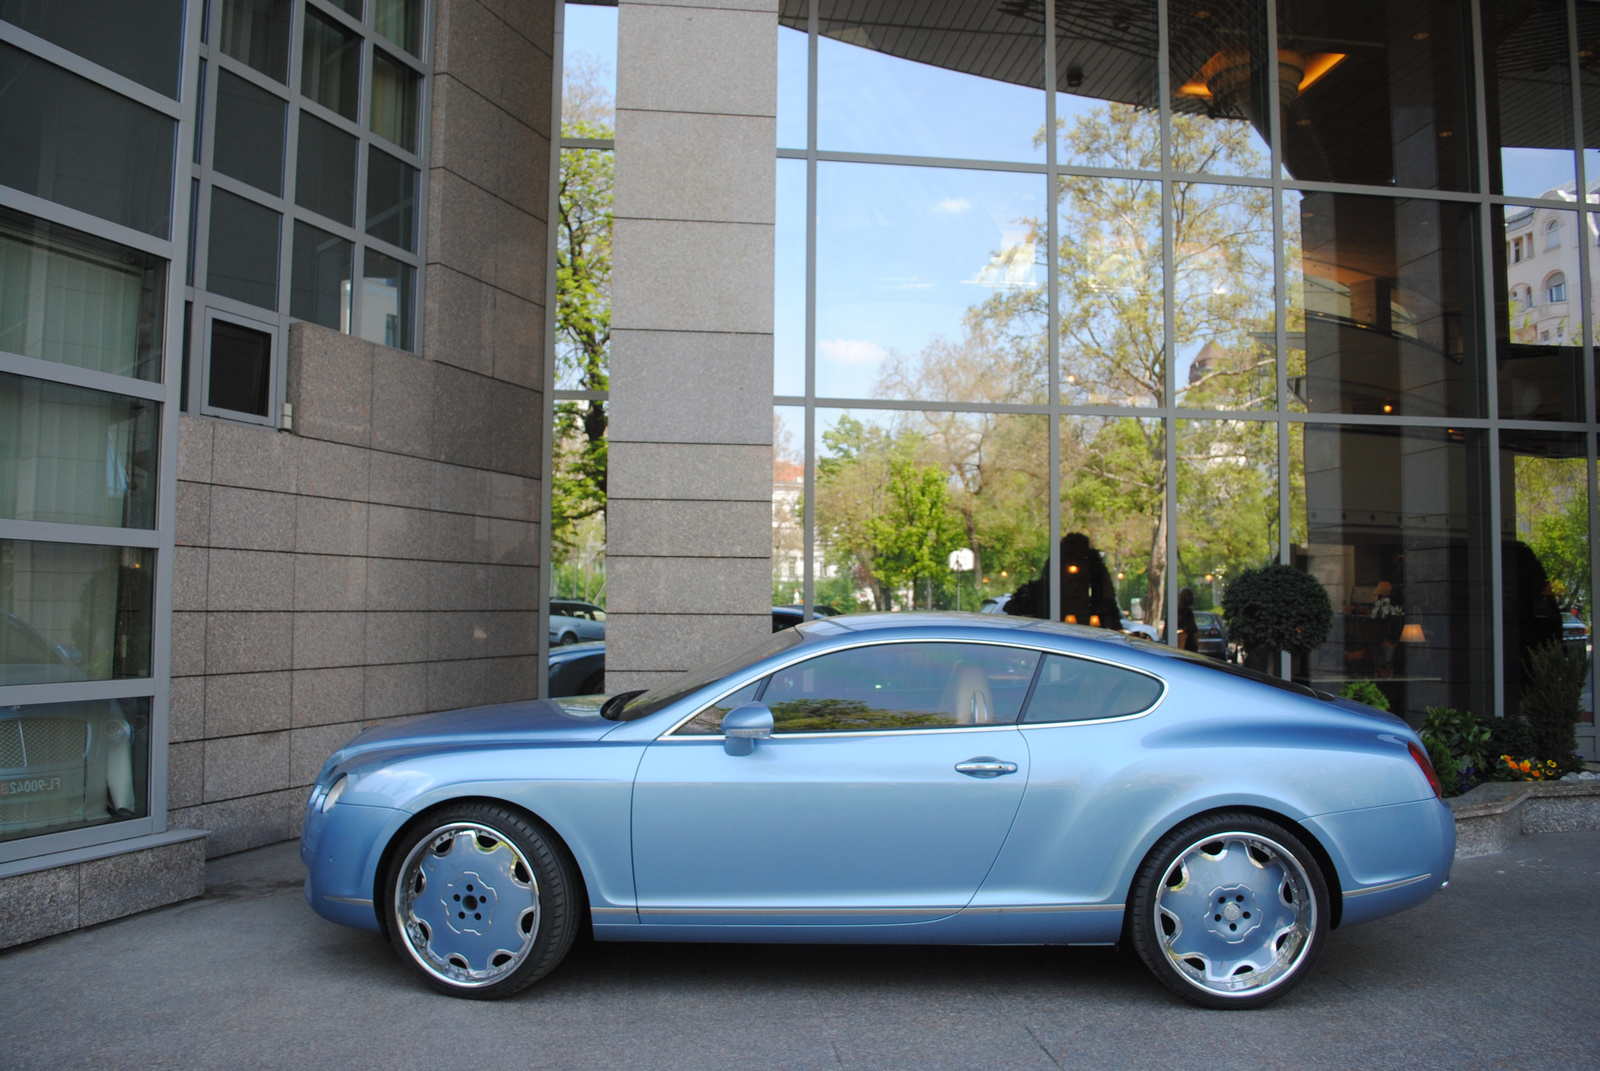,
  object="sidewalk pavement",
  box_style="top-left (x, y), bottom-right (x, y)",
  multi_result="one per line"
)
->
top-left (1, 831), bottom-right (1597, 1070)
